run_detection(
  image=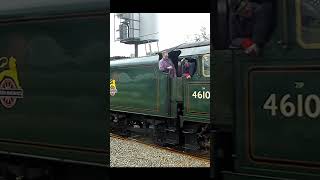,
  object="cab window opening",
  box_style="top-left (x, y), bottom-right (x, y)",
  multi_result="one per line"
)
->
top-left (298, 0), bottom-right (320, 47)
top-left (178, 57), bottom-right (197, 78)
top-left (229, 0), bottom-right (276, 55)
